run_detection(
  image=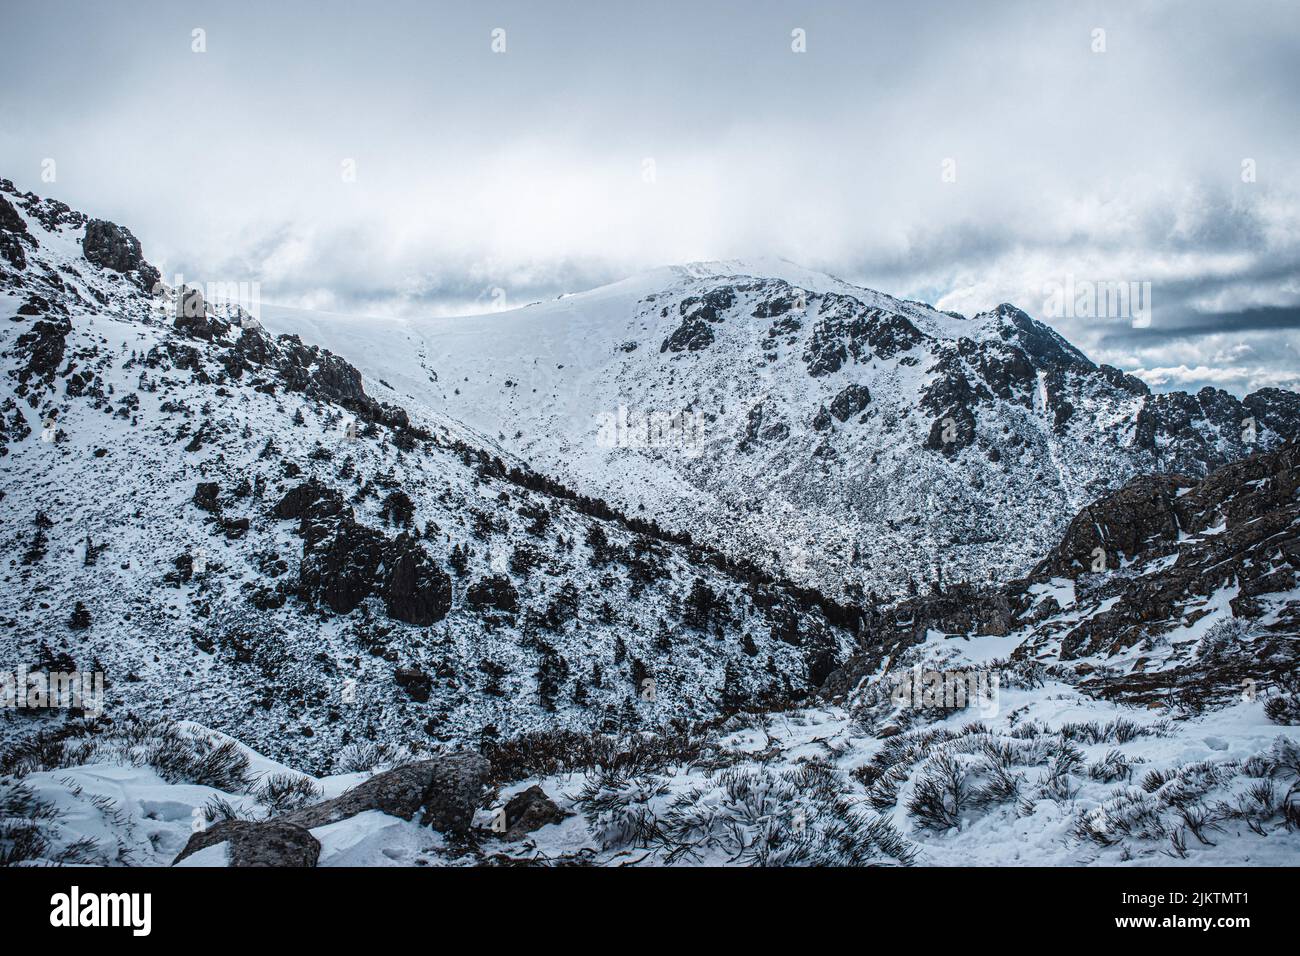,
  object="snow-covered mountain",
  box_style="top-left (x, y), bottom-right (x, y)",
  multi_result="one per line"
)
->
top-left (0, 179), bottom-right (859, 772)
top-left (1, 179), bottom-right (1296, 869)
top-left (8, 439), bottom-right (1299, 867)
top-left (262, 259), bottom-right (1300, 601)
